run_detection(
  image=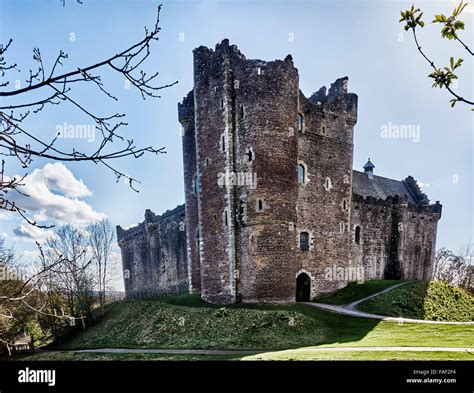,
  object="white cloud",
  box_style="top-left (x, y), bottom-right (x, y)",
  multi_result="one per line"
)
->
top-left (7, 163), bottom-right (106, 242)
top-left (35, 163), bottom-right (92, 198)
top-left (13, 222), bottom-right (54, 243)
top-left (418, 181), bottom-right (430, 189)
